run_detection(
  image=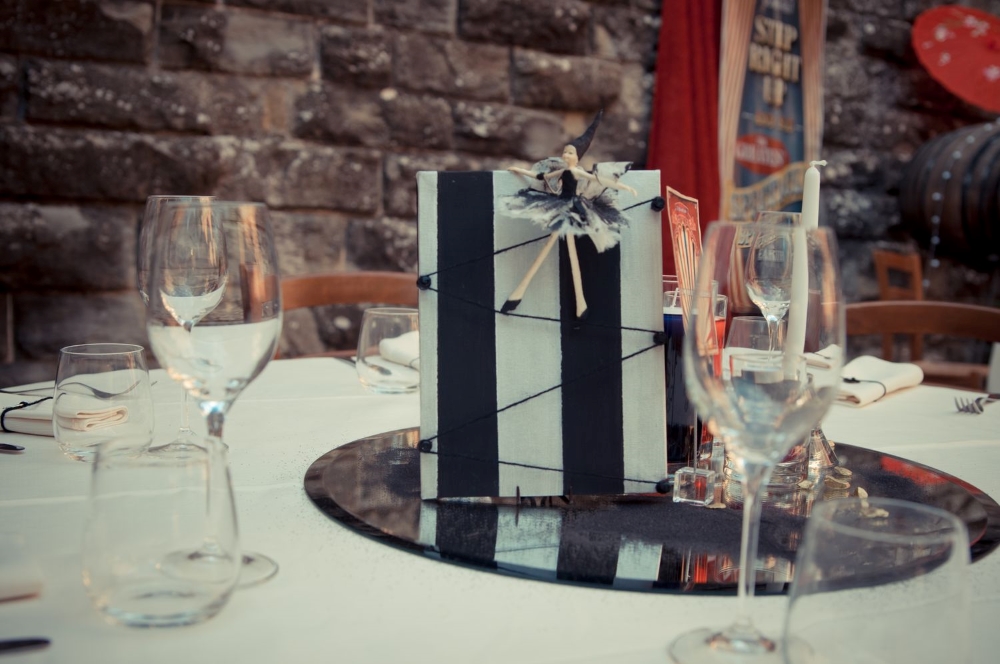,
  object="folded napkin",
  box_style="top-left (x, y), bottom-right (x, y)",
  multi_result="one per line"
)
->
top-left (837, 356), bottom-right (924, 407)
top-left (379, 330), bottom-right (420, 371)
top-left (1, 391), bottom-right (129, 437)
